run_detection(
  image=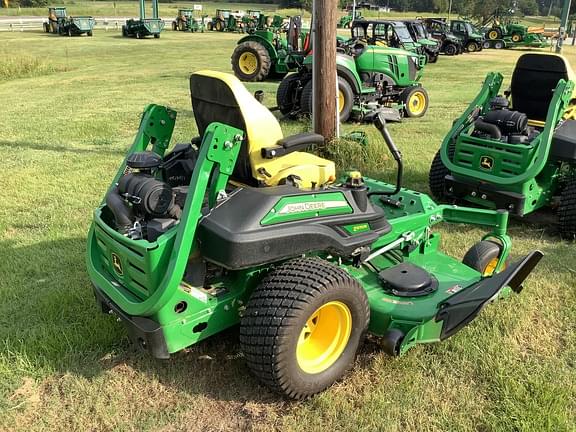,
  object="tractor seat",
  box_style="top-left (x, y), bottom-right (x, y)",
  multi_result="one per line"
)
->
top-left (190, 70), bottom-right (335, 188)
top-left (511, 53), bottom-right (576, 123)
